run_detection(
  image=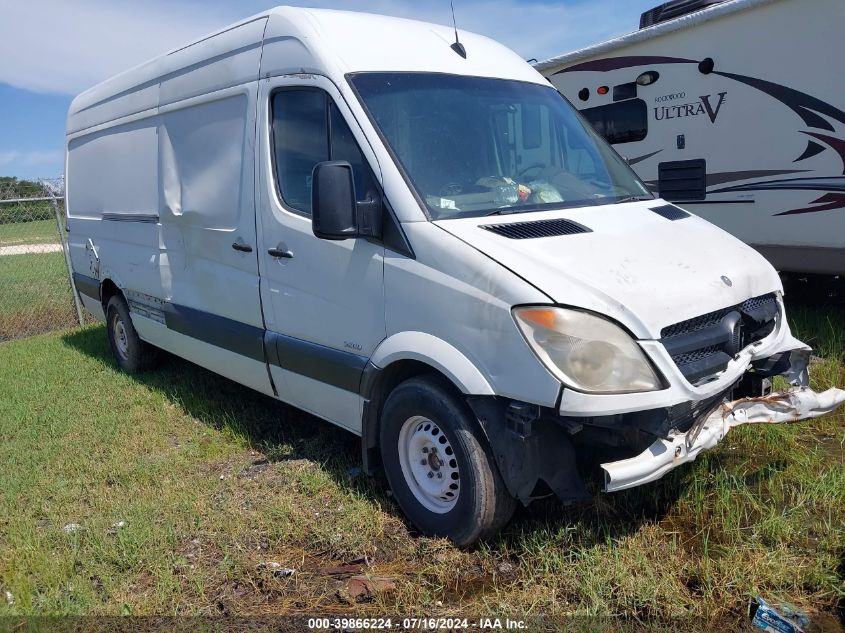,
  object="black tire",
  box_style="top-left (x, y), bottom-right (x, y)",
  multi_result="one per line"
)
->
top-left (105, 295), bottom-right (159, 373)
top-left (379, 375), bottom-right (516, 546)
